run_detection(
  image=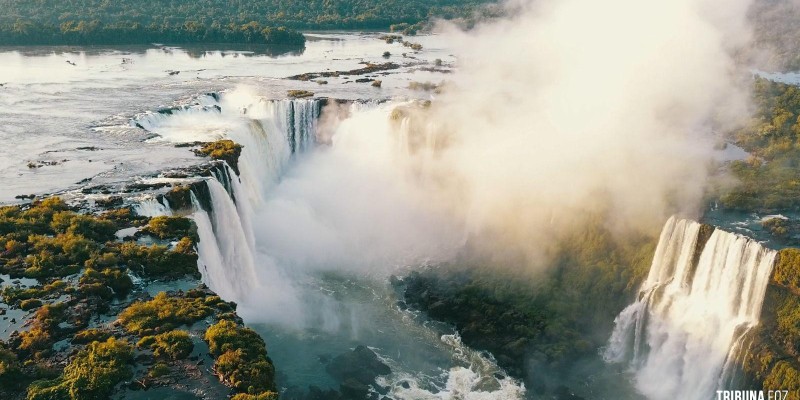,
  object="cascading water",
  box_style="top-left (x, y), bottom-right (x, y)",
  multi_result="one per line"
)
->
top-left (171, 96), bottom-right (525, 399)
top-left (191, 178), bottom-right (260, 302)
top-left (132, 89), bottom-right (321, 208)
top-left (133, 197), bottom-right (172, 217)
top-left (604, 216), bottom-right (777, 400)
